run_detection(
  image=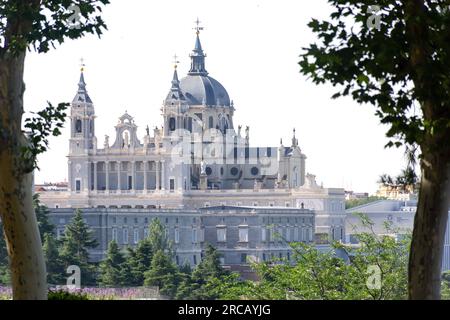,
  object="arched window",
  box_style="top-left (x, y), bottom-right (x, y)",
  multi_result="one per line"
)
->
top-left (75, 119), bottom-right (82, 133)
top-left (169, 117), bottom-right (176, 131)
top-left (209, 116), bottom-right (214, 129)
